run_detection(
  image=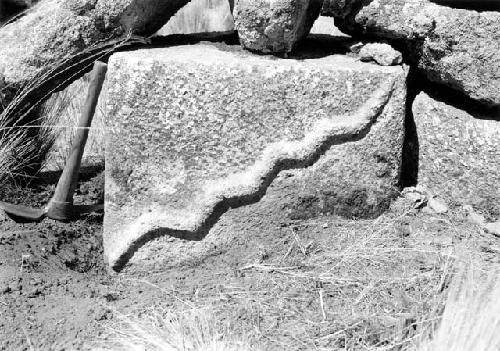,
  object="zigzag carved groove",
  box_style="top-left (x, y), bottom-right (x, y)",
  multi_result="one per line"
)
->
top-left (108, 79), bottom-right (396, 271)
